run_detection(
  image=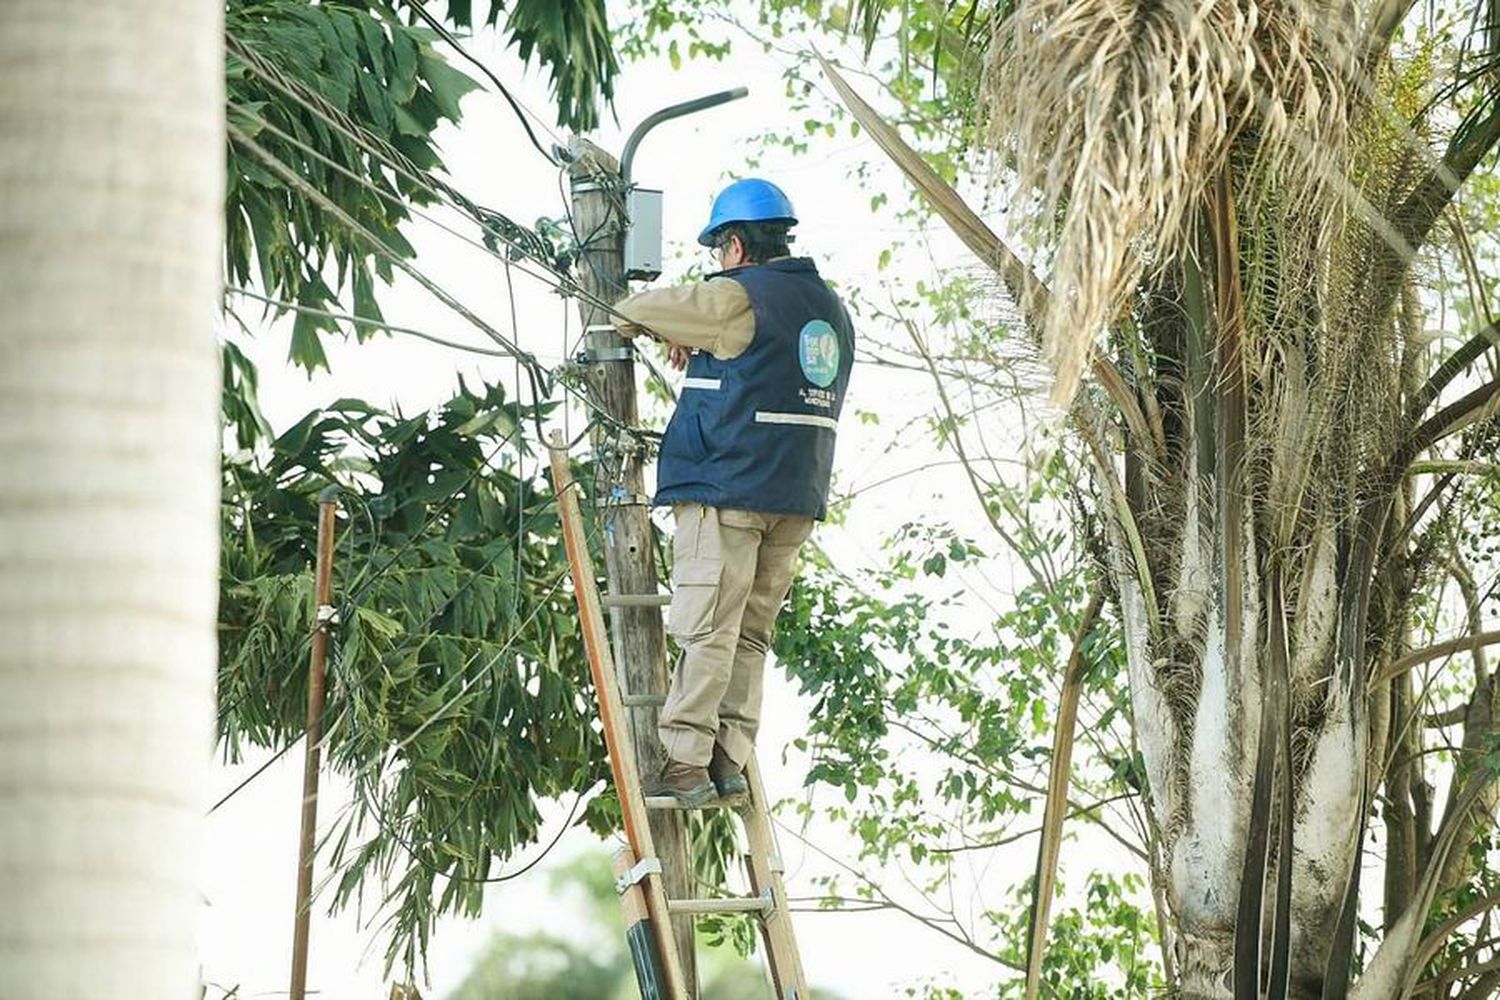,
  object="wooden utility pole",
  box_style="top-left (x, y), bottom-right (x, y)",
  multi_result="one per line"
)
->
top-left (289, 487), bottom-right (339, 1000)
top-left (567, 138), bottom-right (699, 995)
